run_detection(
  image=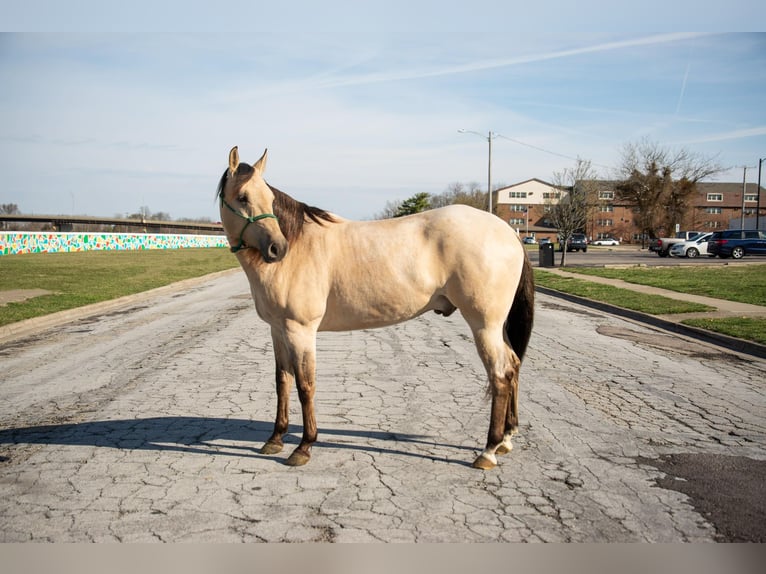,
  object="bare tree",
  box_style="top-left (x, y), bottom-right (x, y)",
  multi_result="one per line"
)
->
top-left (374, 199), bottom-right (403, 220)
top-left (546, 158), bottom-right (599, 266)
top-left (430, 182), bottom-right (487, 211)
top-left (377, 181), bottom-right (487, 219)
top-left (614, 139), bottom-right (723, 239)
